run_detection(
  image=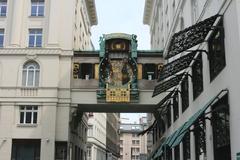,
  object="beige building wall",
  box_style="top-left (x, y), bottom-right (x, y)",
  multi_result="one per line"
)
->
top-left (0, 0), bottom-right (97, 50)
top-left (0, 0), bottom-right (97, 160)
top-left (119, 124), bottom-right (147, 160)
